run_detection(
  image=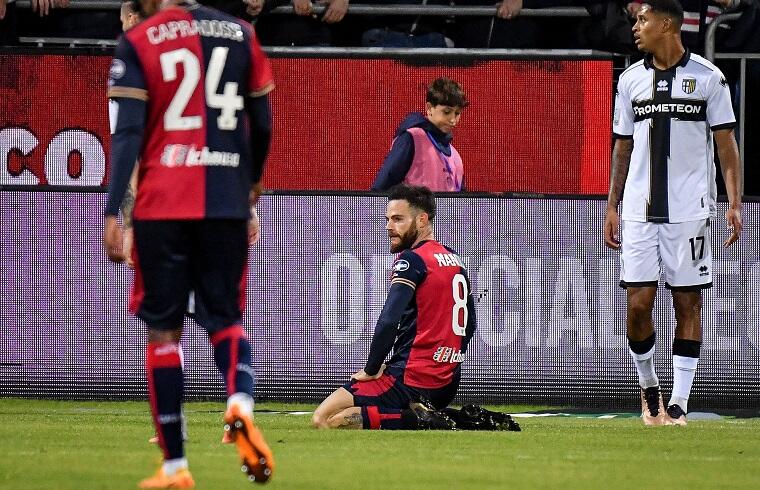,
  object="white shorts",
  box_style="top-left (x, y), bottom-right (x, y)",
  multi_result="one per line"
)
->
top-left (620, 218), bottom-right (712, 290)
